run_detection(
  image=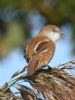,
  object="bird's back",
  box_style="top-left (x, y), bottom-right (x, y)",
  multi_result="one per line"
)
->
top-left (24, 35), bottom-right (55, 75)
